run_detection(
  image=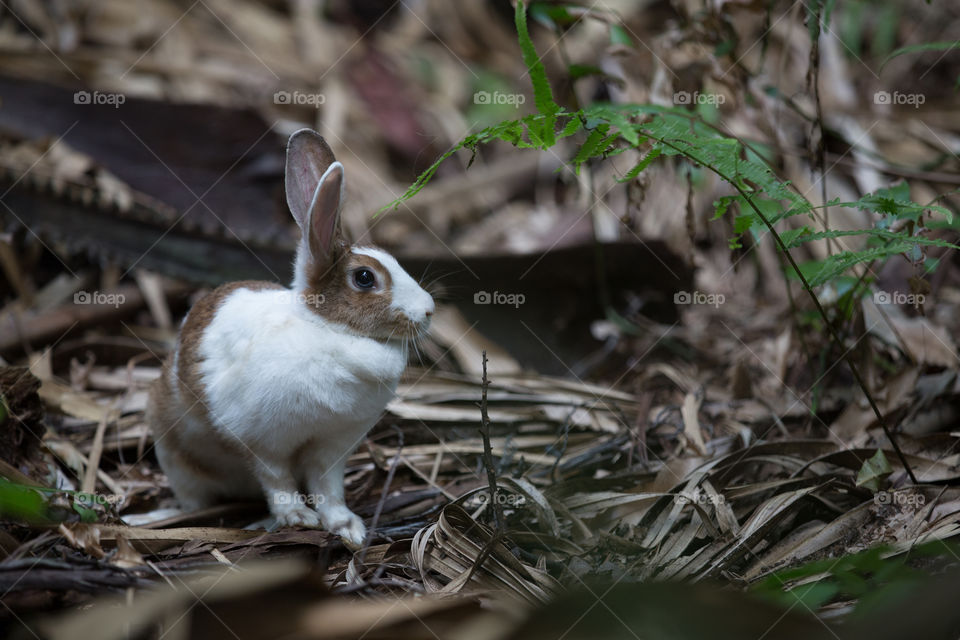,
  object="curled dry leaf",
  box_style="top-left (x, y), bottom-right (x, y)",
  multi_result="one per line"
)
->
top-left (412, 504), bottom-right (561, 604)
